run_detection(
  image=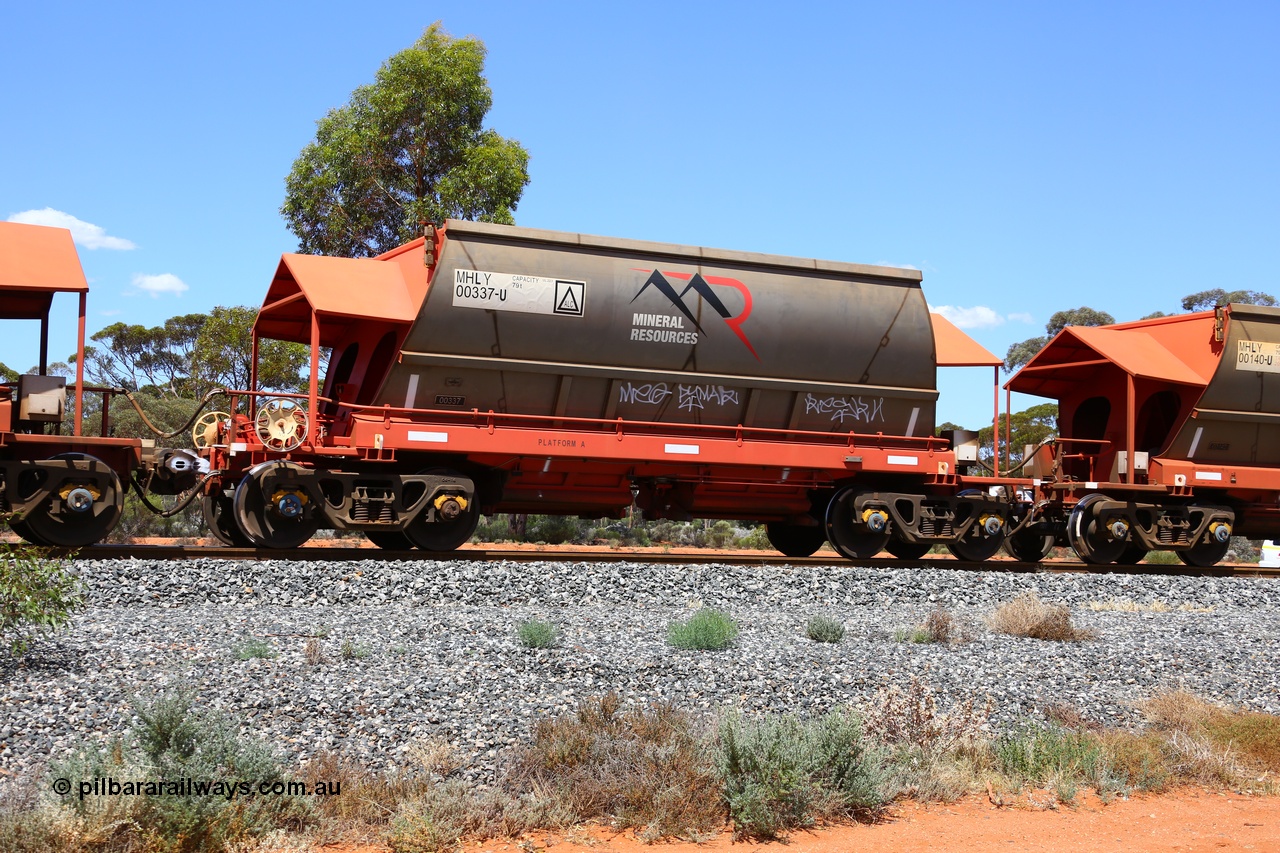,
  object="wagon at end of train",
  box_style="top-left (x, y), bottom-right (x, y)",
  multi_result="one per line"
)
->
top-left (0, 222), bottom-right (210, 547)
